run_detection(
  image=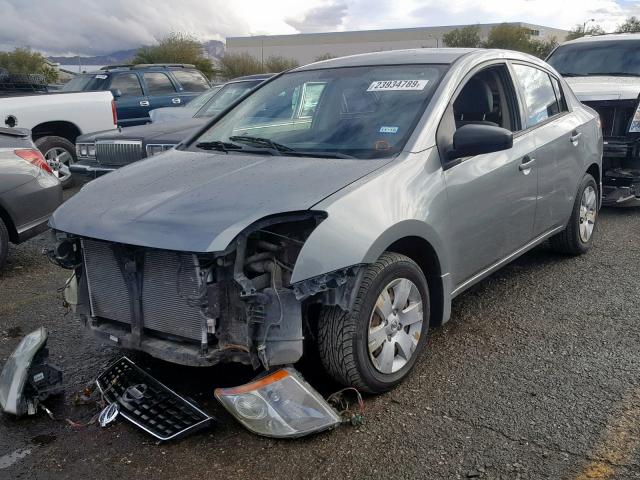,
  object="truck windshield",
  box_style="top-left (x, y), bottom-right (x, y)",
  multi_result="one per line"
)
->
top-left (547, 40), bottom-right (640, 76)
top-left (192, 64), bottom-right (446, 159)
top-left (61, 73), bottom-right (109, 92)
